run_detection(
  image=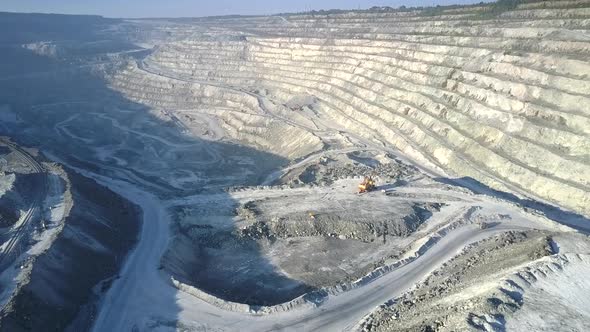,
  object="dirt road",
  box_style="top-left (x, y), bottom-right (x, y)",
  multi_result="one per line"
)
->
top-left (87, 172), bottom-right (560, 331)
